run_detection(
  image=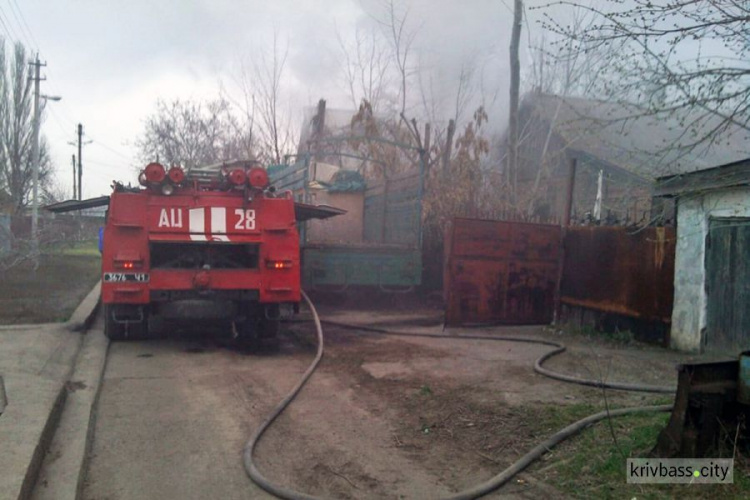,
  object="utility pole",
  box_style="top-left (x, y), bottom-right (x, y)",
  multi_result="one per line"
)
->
top-left (28, 56), bottom-right (60, 261)
top-left (68, 126), bottom-right (90, 200)
top-left (77, 124), bottom-right (83, 200)
top-left (72, 154), bottom-right (76, 199)
top-left (29, 54), bottom-right (45, 257)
